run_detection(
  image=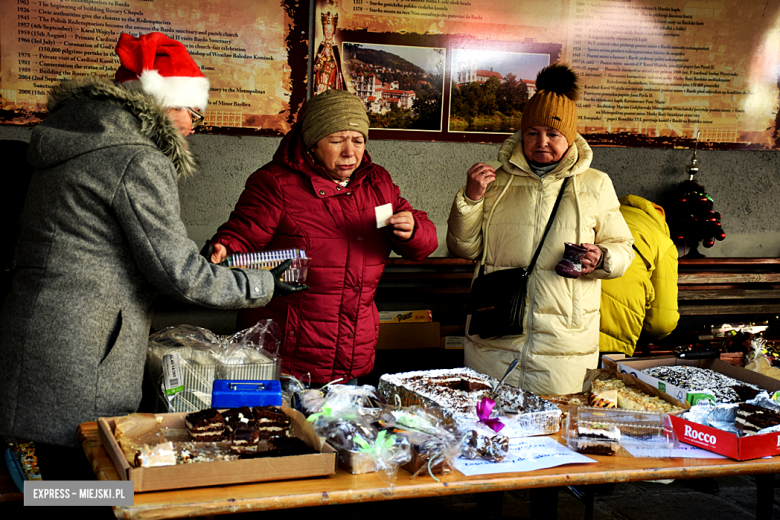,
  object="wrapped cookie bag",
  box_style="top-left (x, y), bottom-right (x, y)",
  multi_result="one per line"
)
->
top-left (378, 407), bottom-right (463, 479)
top-left (307, 384), bottom-right (411, 482)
